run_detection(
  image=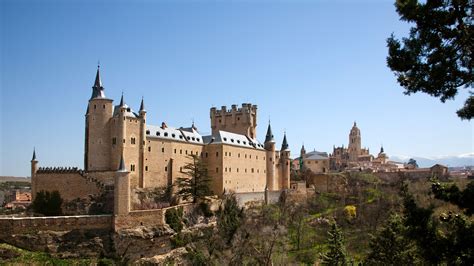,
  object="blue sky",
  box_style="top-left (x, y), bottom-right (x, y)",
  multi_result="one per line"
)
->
top-left (1, 0), bottom-right (472, 176)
